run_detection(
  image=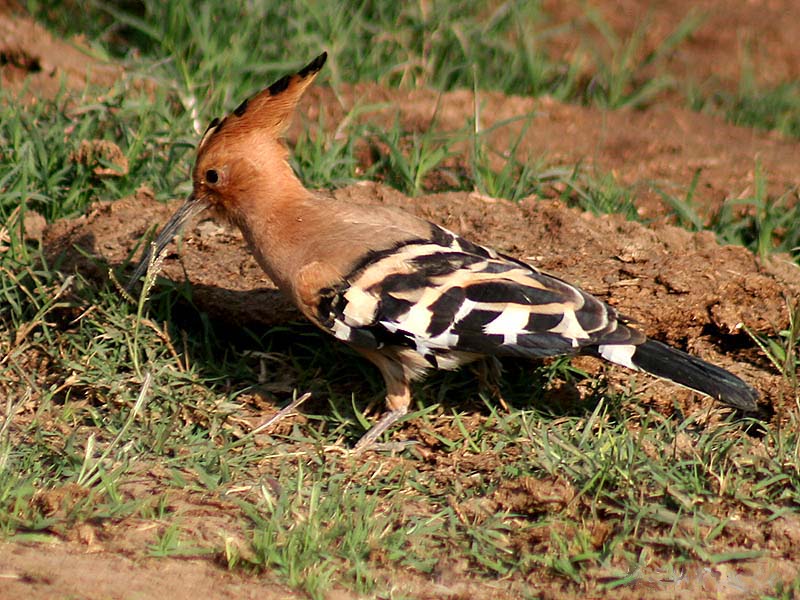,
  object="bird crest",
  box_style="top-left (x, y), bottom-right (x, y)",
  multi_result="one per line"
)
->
top-left (189, 52), bottom-right (327, 221)
top-left (197, 51), bottom-right (327, 154)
